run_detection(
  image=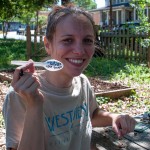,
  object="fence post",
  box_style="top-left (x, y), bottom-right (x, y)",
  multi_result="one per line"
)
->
top-left (148, 46), bottom-right (150, 68)
top-left (26, 25), bottom-right (31, 59)
top-left (148, 31), bottom-right (150, 68)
